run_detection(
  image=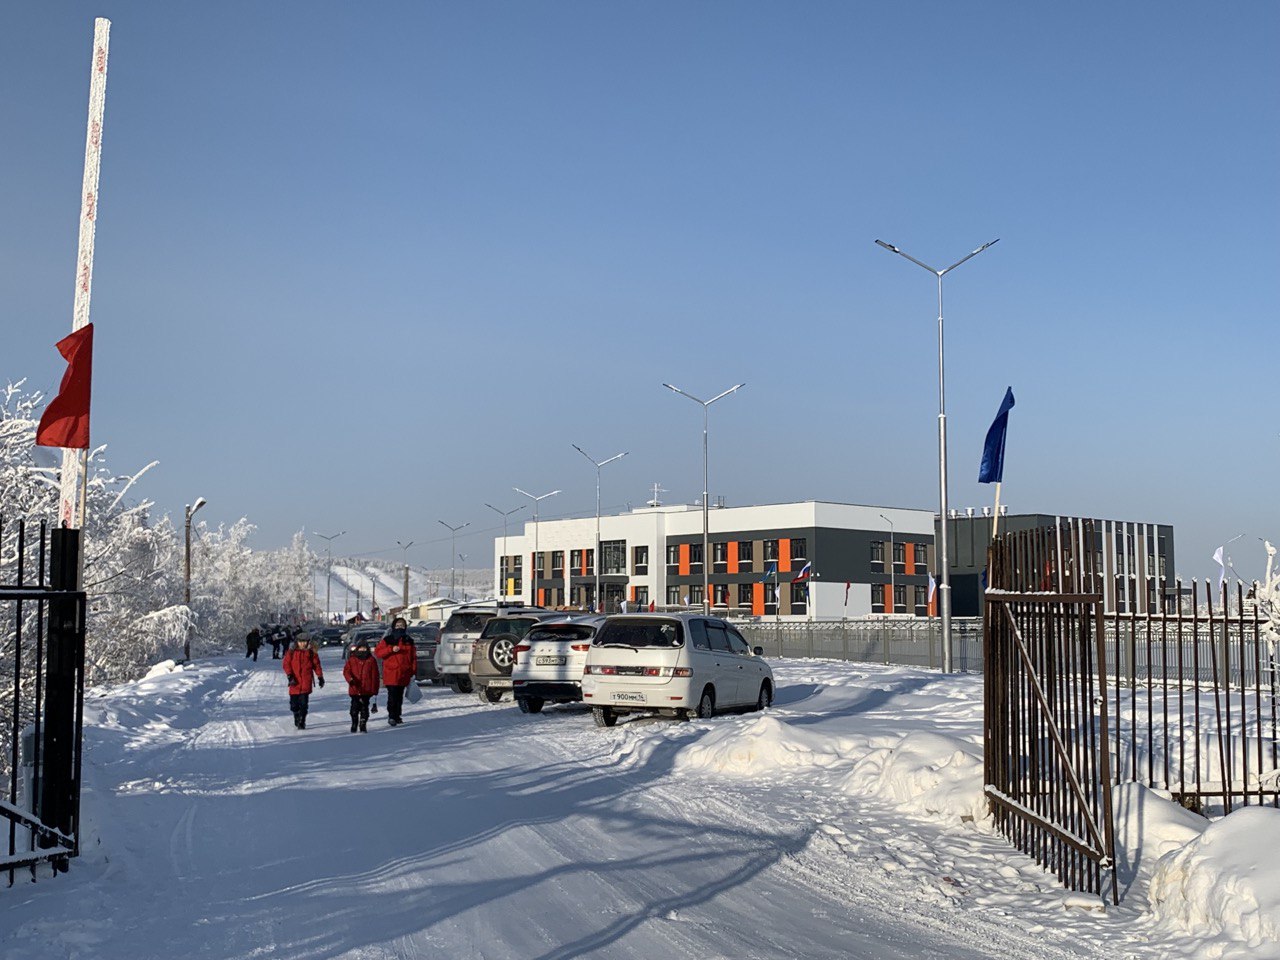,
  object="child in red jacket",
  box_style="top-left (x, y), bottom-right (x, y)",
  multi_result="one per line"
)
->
top-left (342, 639), bottom-right (380, 733)
top-left (282, 634), bottom-right (324, 729)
